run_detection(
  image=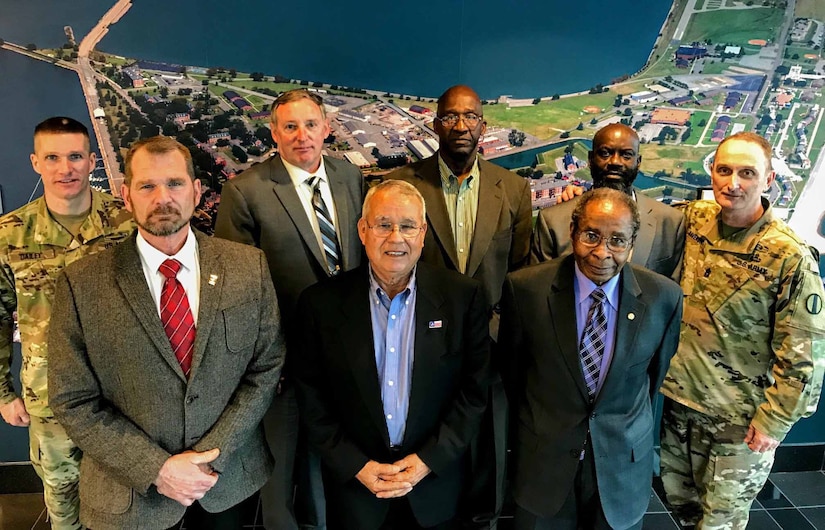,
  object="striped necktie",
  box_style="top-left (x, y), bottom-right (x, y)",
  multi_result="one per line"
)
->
top-left (579, 288), bottom-right (607, 398)
top-left (308, 175), bottom-right (341, 275)
top-left (159, 259), bottom-right (196, 378)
